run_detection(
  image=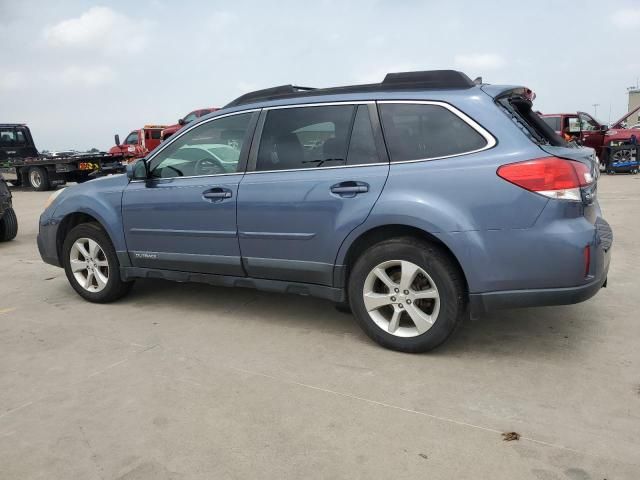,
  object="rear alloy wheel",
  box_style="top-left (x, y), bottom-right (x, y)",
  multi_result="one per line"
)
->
top-left (62, 223), bottom-right (133, 302)
top-left (362, 260), bottom-right (440, 338)
top-left (349, 237), bottom-right (465, 352)
top-left (28, 166), bottom-right (50, 191)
